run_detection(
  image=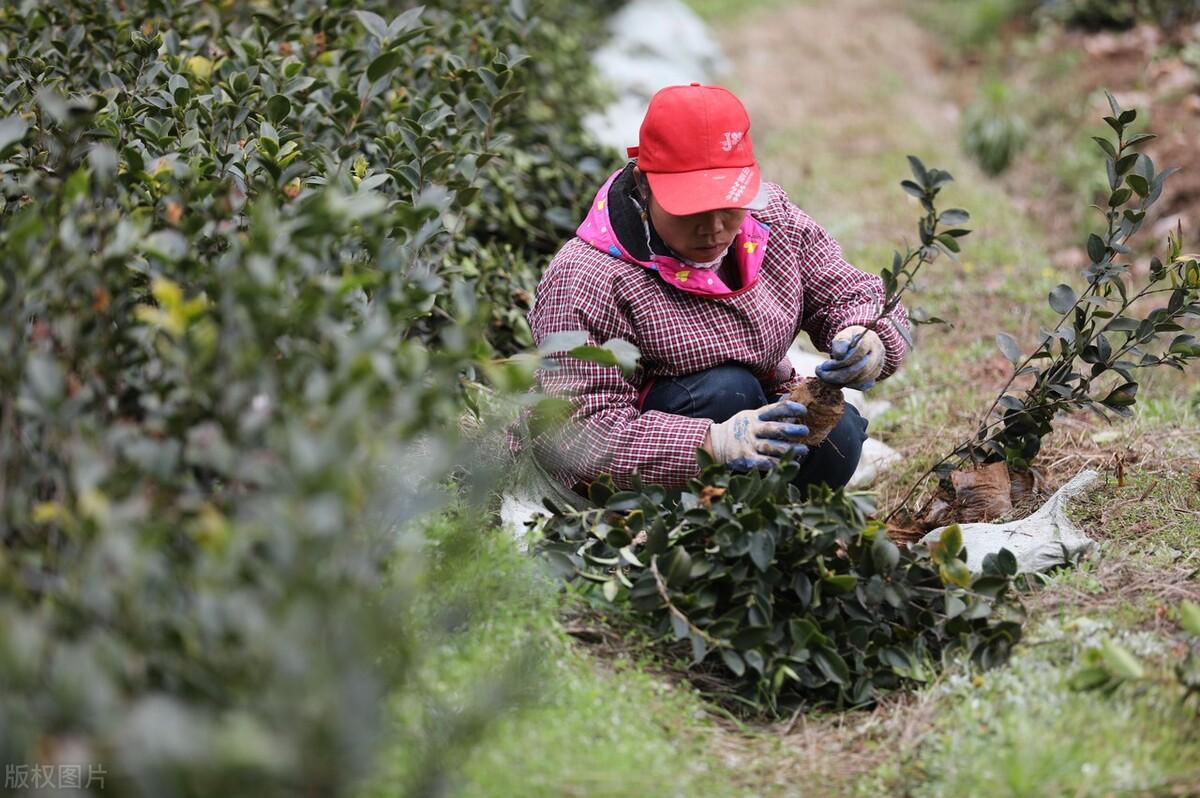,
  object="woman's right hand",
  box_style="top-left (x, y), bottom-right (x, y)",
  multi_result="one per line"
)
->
top-left (706, 399), bottom-right (809, 471)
